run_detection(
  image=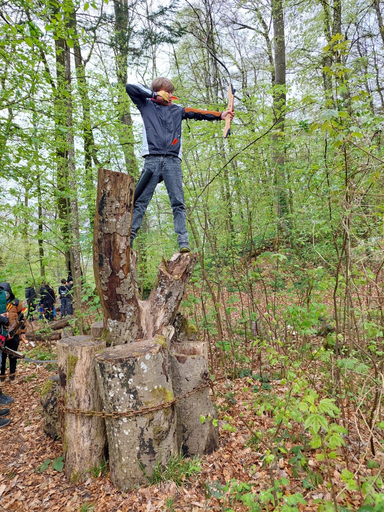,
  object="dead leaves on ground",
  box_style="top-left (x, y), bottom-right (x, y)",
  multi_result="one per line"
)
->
top-left (0, 354), bottom-right (381, 511)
